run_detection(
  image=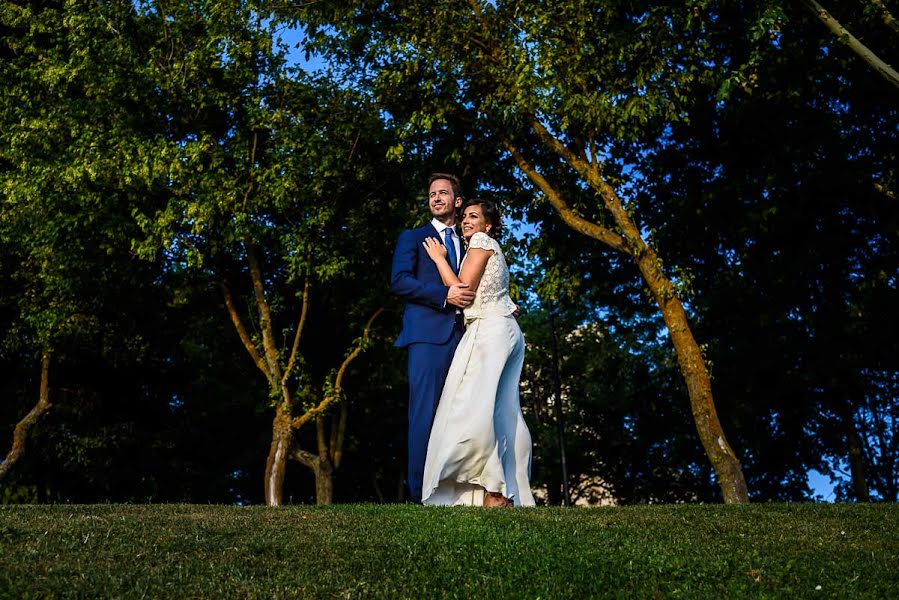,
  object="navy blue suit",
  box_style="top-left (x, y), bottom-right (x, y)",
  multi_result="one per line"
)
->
top-left (390, 223), bottom-right (464, 502)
